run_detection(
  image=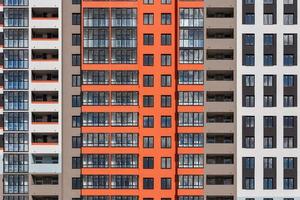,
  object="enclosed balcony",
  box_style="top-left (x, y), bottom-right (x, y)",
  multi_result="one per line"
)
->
top-left (32, 112), bottom-right (58, 124)
top-left (32, 133), bottom-right (58, 145)
top-left (32, 8), bottom-right (58, 19)
top-left (32, 50), bottom-right (58, 61)
top-left (32, 29), bottom-right (59, 40)
top-left (32, 91), bottom-right (58, 104)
